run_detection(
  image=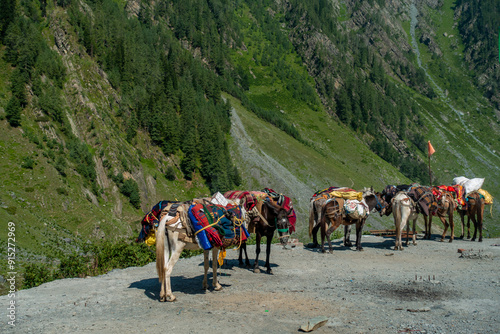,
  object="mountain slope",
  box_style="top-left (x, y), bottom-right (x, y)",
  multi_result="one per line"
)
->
top-left (0, 0), bottom-right (499, 288)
